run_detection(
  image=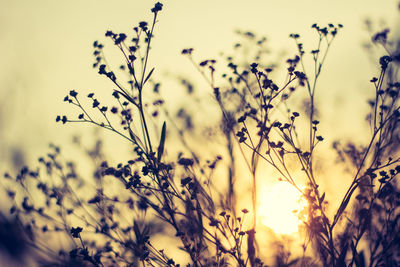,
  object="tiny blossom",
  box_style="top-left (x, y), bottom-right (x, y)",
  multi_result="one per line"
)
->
top-left (139, 21), bottom-right (148, 30)
top-left (372, 29), bottom-right (390, 43)
top-left (151, 2), bottom-right (163, 13)
top-left (236, 131), bottom-right (245, 138)
top-left (105, 30), bottom-right (114, 37)
top-left (238, 136), bottom-right (247, 143)
top-left (112, 91), bottom-right (120, 99)
top-left (238, 116), bottom-right (246, 123)
top-left (250, 63), bottom-right (258, 73)
top-left (272, 122), bottom-right (282, 127)
top-left (178, 158), bottom-right (194, 167)
top-left (320, 27), bottom-right (328, 35)
top-left (106, 71), bottom-right (116, 81)
top-left (69, 90), bottom-right (78, 97)
top-left (209, 218), bottom-right (219, 227)
top-left (181, 177), bottom-right (192, 186)
top-left (294, 71), bottom-right (306, 80)
top-left (270, 83), bottom-right (278, 91)
top-left (98, 64), bottom-right (106, 75)
top-left (70, 226), bottom-right (83, 238)
top-left (181, 48), bottom-right (193, 55)
top-left (111, 107), bottom-right (118, 114)
top-left (92, 99), bottom-right (100, 108)
top-left (88, 196), bottom-right (101, 204)
top-left (199, 60), bottom-right (208, 66)
top-left (115, 33), bottom-right (127, 45)
top-left (379, 55), bottom-right (392, 70)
